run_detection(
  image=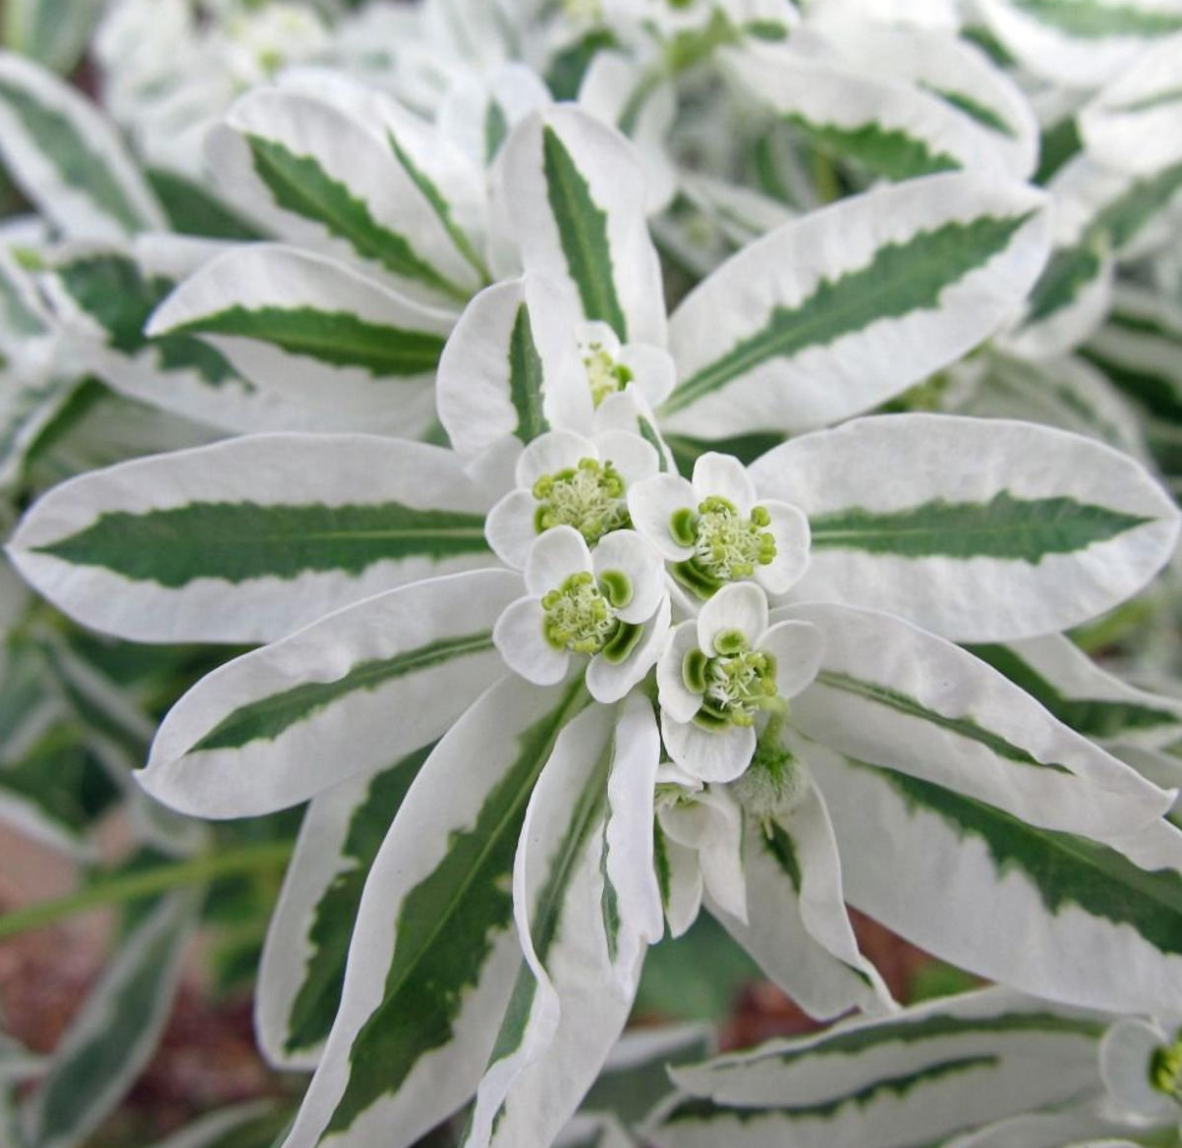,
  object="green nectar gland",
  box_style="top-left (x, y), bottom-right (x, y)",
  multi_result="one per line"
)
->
top-left (684, 629), bottom-right (781, 730)
top-left (671, 496), bottom-right (776, 598)
top-left (542, 571), bottom-right (643, 663)
top-left (583, 341), bottom-right (634, 408)
top-left (533, 457), bottom-right (631, 546)
top-left (1150, 1034), bottom-right (1182, 1103)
